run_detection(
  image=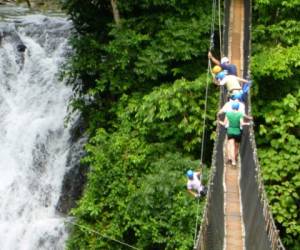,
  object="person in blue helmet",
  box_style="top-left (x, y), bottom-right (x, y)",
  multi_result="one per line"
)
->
top-left (218, 102), bottom-right (252, 166)
top-left (186, 169), bottom-right (206, 198)
top-left (217, 92), bottom-right (254, 118)
top-left (217, 94), bottom-right (252, 163)
top-left (214, 71), bottom-right (249, 96)
top-left (208, 51), bottom-right (237, 76)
